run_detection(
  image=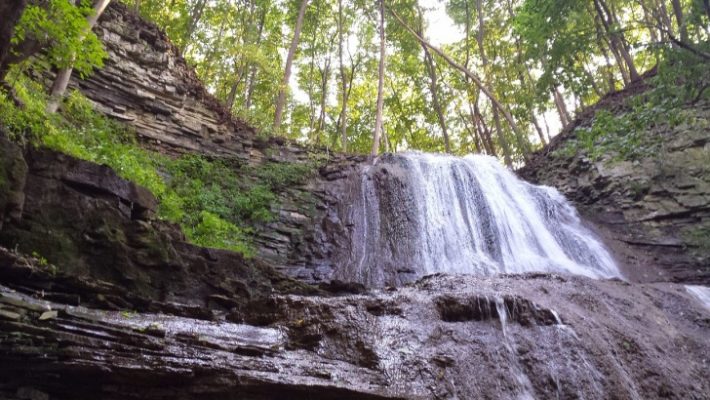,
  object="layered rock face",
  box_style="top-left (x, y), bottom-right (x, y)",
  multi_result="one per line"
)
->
top-left (61, 2), bottom-right (365, 283)
top-left (75, 3), bottom-right (254, 158)
top-left (1, 262), bottom-right (708, 400)
top-left (0, 136), bottom-right (316, 317)
top-left (520, 83), bottom-right (710, 285)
